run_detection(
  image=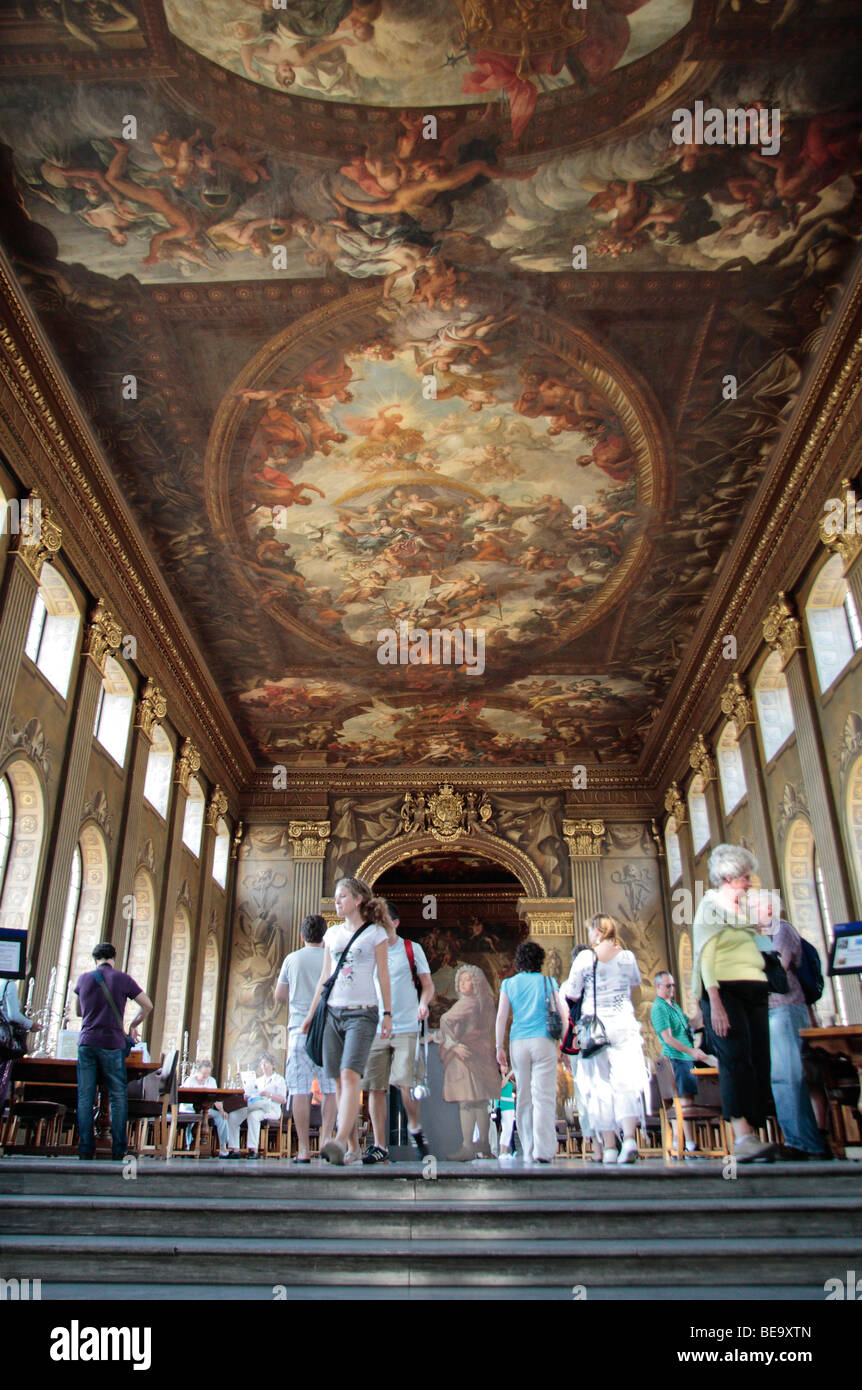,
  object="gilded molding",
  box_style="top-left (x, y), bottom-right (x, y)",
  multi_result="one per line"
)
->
top-left (563, 818), bottom-right (606, 857)
top-left (395, 784), bottom-right (494, 842)
top-left (175, 738), bottom-right (202, 791)
top-left (12, 492), bottom-right (62, 577)
top-left (355, 831), bottom-right (547, 898)
top-left (517, 899), bottom-right (576, 937)
top-left (288, 820), bottom-right (331, 859)
top-left (230, 820), bottom-right (244, 860)
top-left (205, 785), bottom-right (229, 830)
top-left (689, 734), bottom-right (716, 785)
top-left (83, 598), bottom-right (122, 674)
top-left (720, 672), bottom-right (754, 737)
top-left (763, 591), bottom-right (804, 667)
top-left (664, 781), bottom-right (686, 826)
top-left (819, 477), bottom-right (862, 573)
top-left (134, 678), bottom-right (167, 740)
